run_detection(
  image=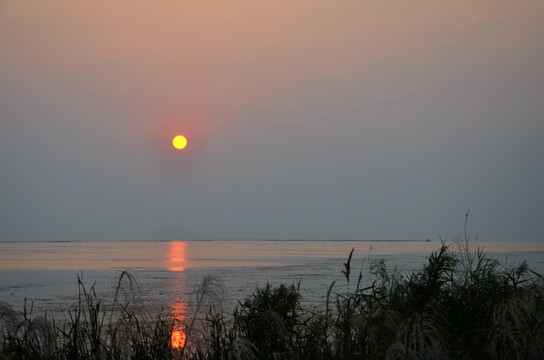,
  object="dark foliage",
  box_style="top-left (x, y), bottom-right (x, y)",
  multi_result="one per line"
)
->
top-left (233, 283), bottom-right (301, 359)
top-left (1, 243), bottom-right (543, 360)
